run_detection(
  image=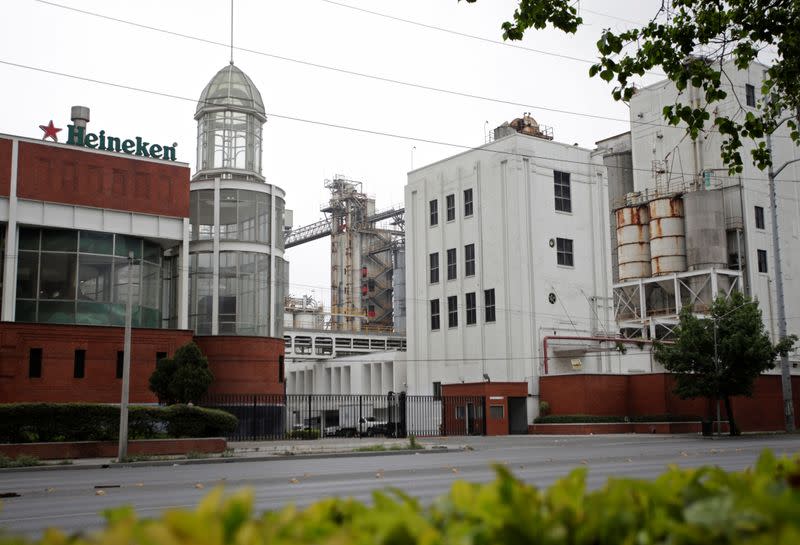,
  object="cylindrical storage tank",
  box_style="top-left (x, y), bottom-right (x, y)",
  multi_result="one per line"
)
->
top-left (648, 197), bottom-right (686, 275)
top-left (615, 206), bottom-right (652, 280)
top-left (392, 245), bottom-right (406, 334)
top-left (683, 189), bottom-right (727, 270)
